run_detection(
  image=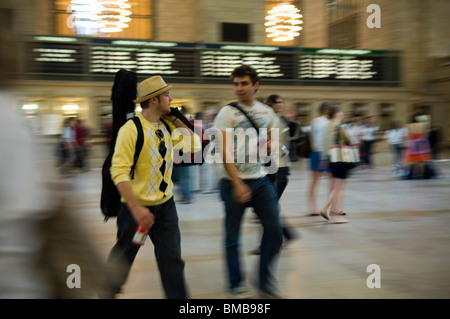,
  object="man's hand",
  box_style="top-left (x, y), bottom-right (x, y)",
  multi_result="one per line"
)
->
top-left (232, 180), bottom-right (252, 203)
top-left (130, 205), bottom-right (155, 231)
